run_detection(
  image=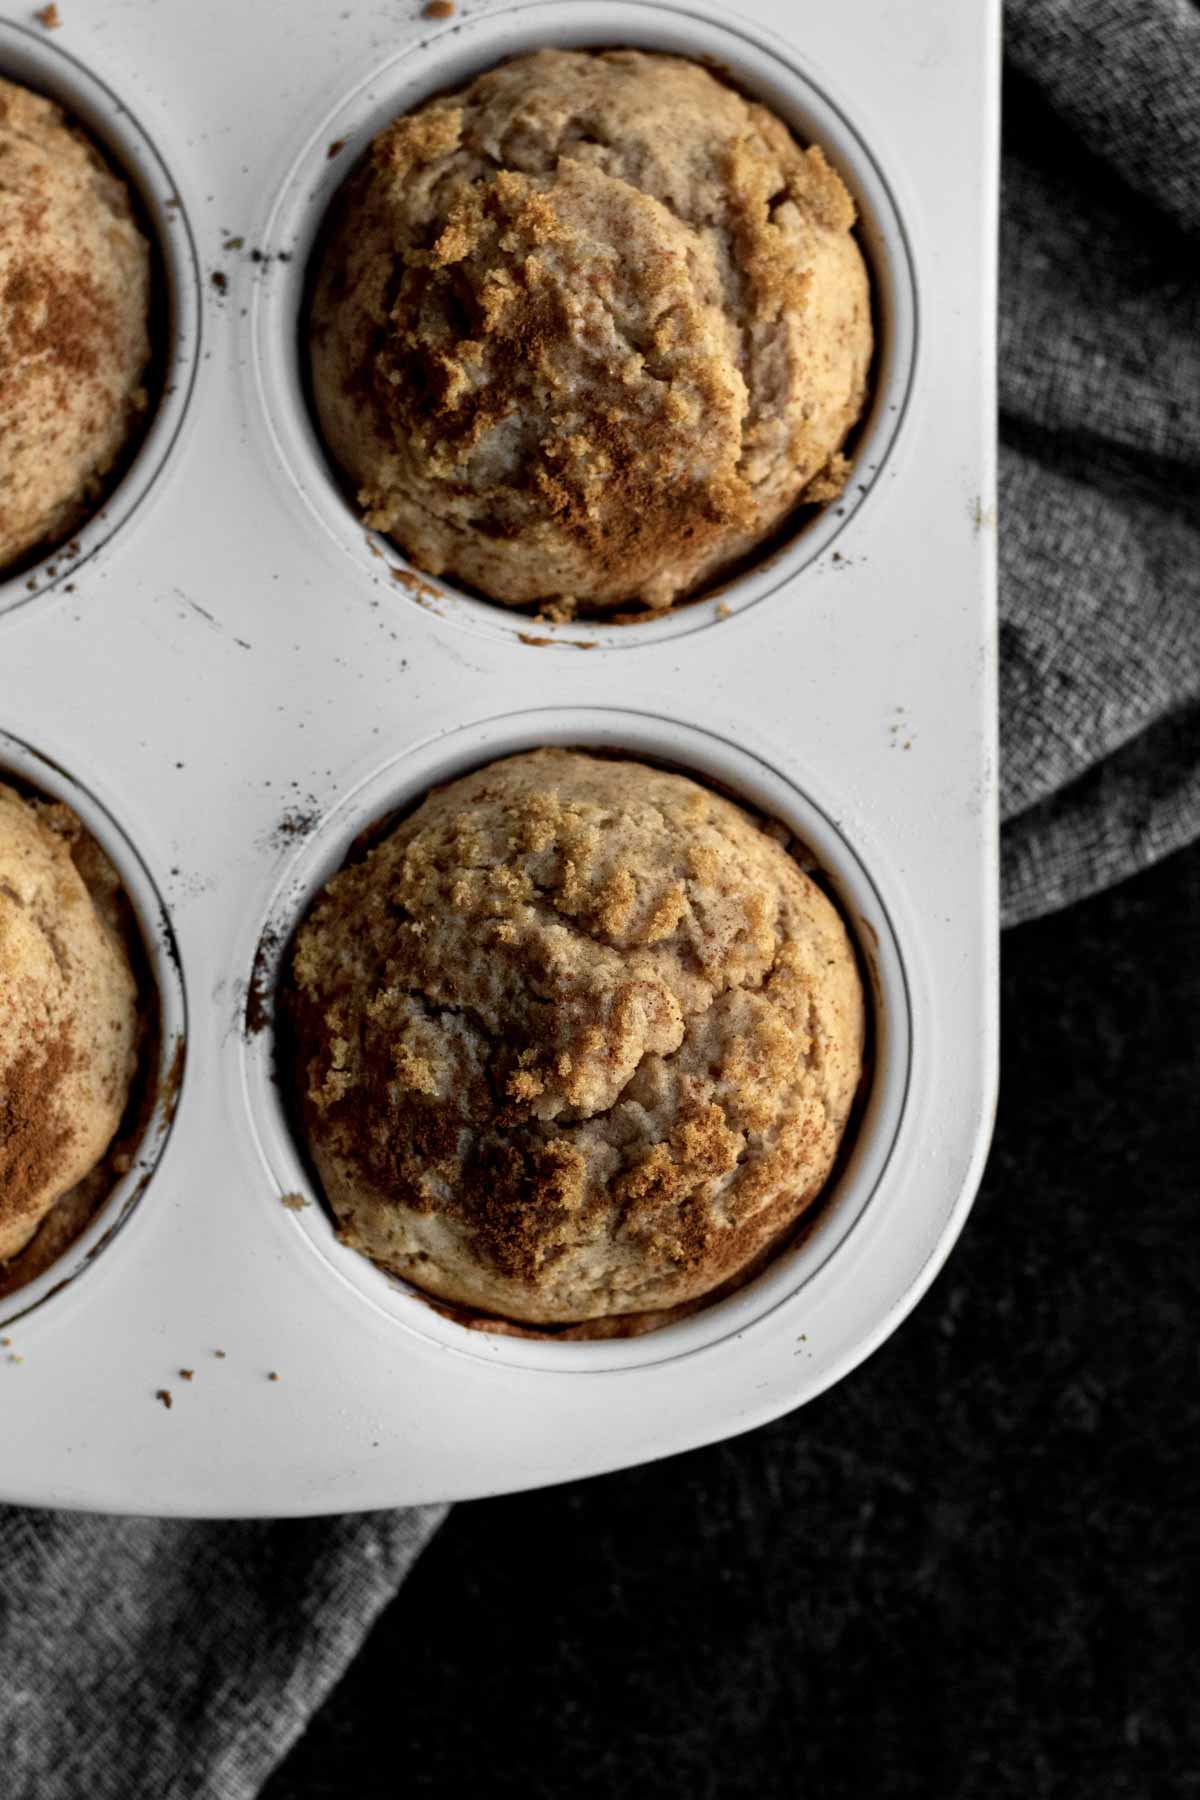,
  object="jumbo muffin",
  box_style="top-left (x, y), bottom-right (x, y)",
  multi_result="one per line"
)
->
top-left (0, 785), bottom-right (140, 1267)
top-left (309, 49), bottom-right (872, 615)
top-left (285, 751), bottom-right (865, 1326)
top-left (0, 77), bottom-right (151, 575)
